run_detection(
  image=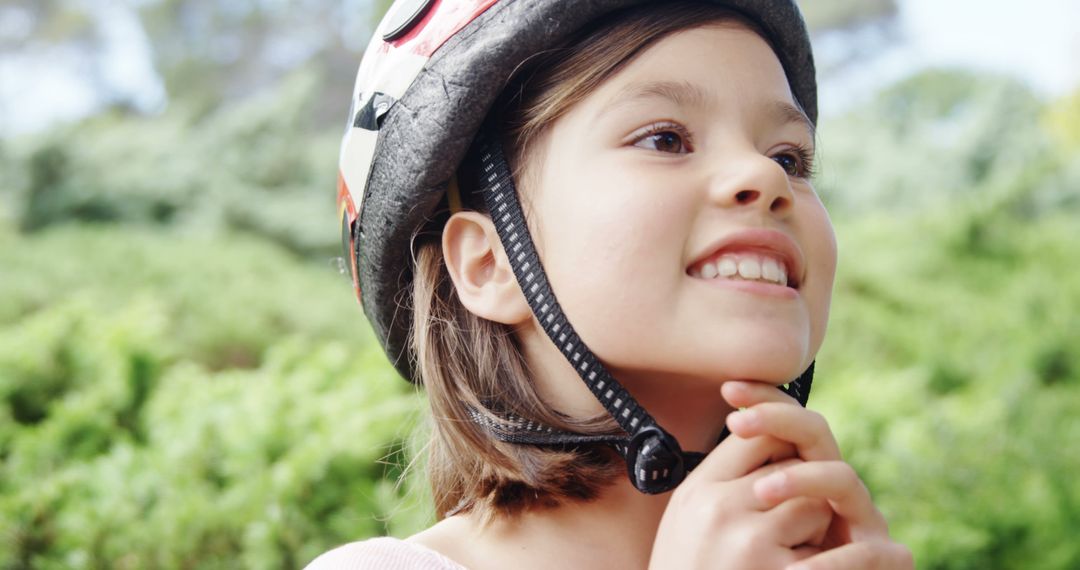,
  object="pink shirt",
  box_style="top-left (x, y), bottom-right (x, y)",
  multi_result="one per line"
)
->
top-left (304, 537), bottom-right (467, 570)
